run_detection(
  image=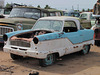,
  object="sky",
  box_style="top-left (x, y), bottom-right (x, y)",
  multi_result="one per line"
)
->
top-left (5, 0), bottom-right (96, 11)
